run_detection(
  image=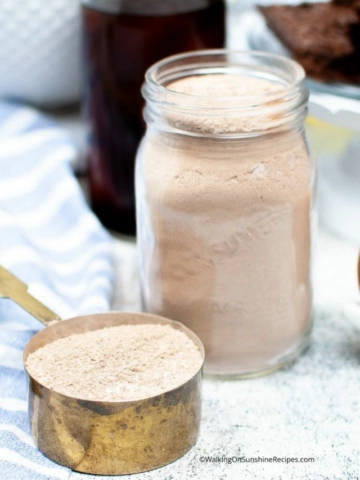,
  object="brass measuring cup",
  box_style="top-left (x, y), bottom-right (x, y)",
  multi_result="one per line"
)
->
top-left (0, 266), bottom-right (204, 475)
